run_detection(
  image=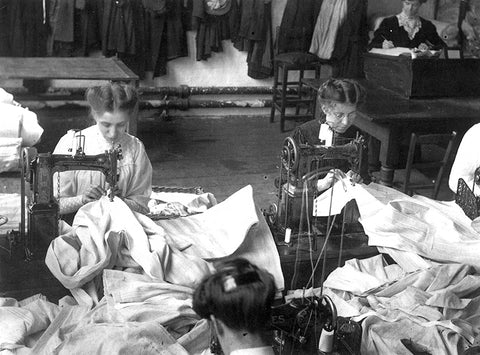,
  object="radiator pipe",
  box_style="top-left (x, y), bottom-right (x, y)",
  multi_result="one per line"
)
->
top-left (21, 98), bottom-right (273, 111)
top-left (11, 85), bottom-right (299, 101)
